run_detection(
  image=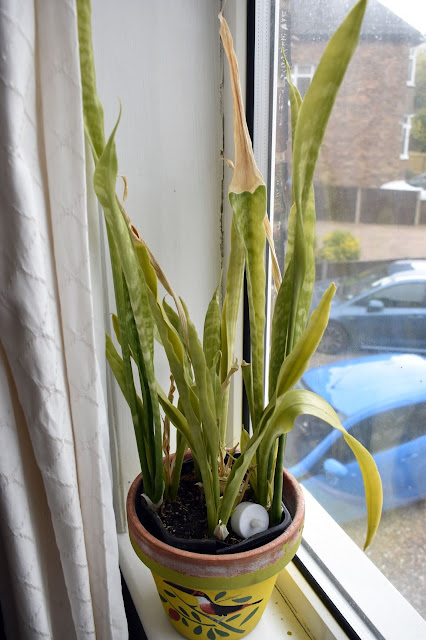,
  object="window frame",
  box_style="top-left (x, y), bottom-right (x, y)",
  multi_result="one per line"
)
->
top-left (400, 114), bottom-right (414, 159)
top-left (292, 63), bottom-right (316, 97)
top-left (407, 46), bottom-right (417, 87)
